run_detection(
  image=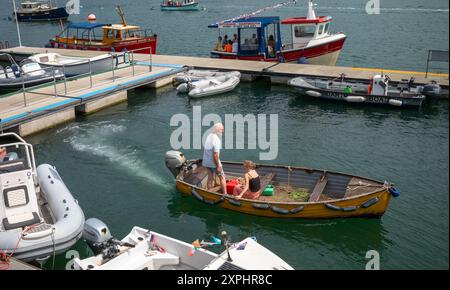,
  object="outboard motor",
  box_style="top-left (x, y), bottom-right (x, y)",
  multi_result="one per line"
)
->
top-left (421, 82), bottom-right (442, 98)
top-left (165, 151), bottom-right (187, 177)
top-left (83, 218), bottom-right (134, 262)
top-left (371, 74), bottom-right (389, 96)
